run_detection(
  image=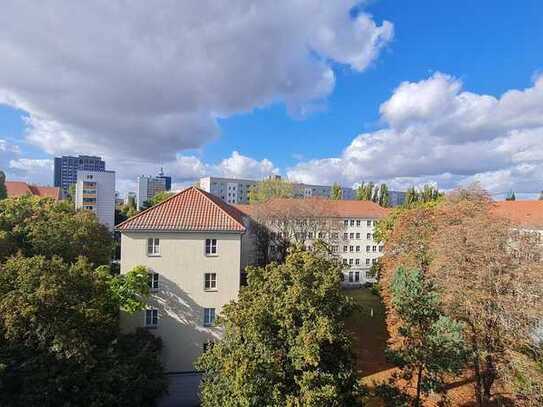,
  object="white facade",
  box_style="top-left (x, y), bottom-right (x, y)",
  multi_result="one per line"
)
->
top-left (75, 170), bottom-right (115, 230)
top-left (137, 176), bottom-right (167, 209)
